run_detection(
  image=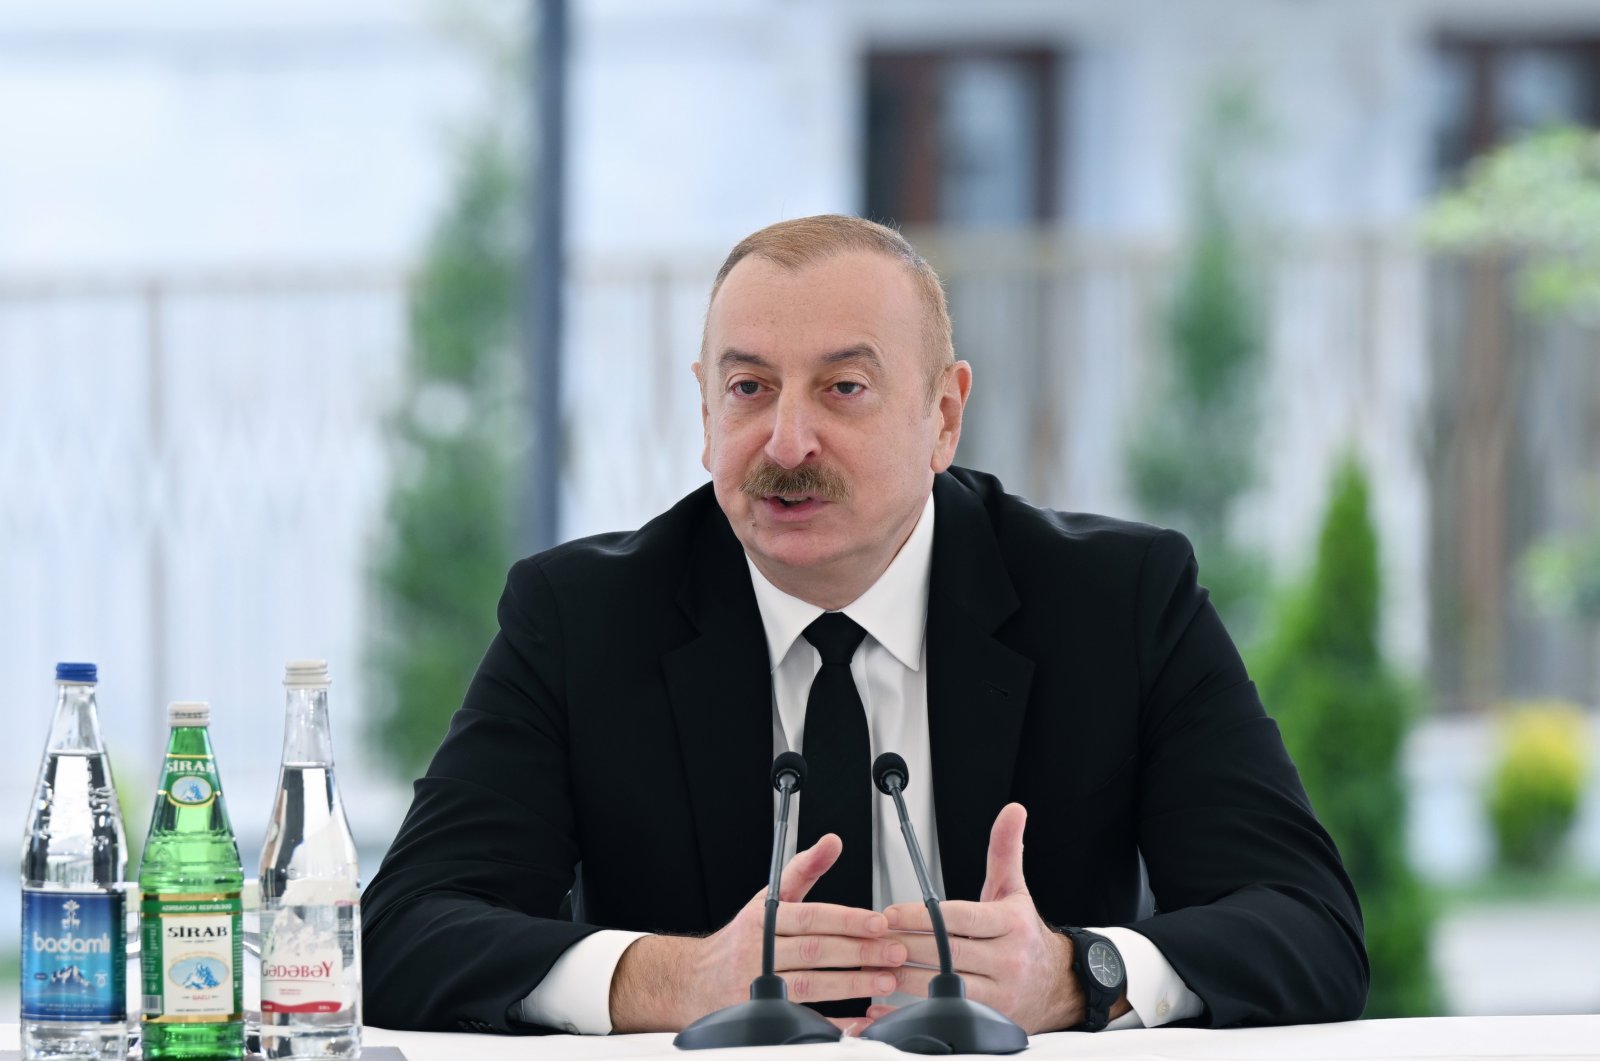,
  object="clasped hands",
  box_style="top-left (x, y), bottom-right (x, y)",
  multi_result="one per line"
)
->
top-left (610, 803), bottom-right (1097, 1035)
